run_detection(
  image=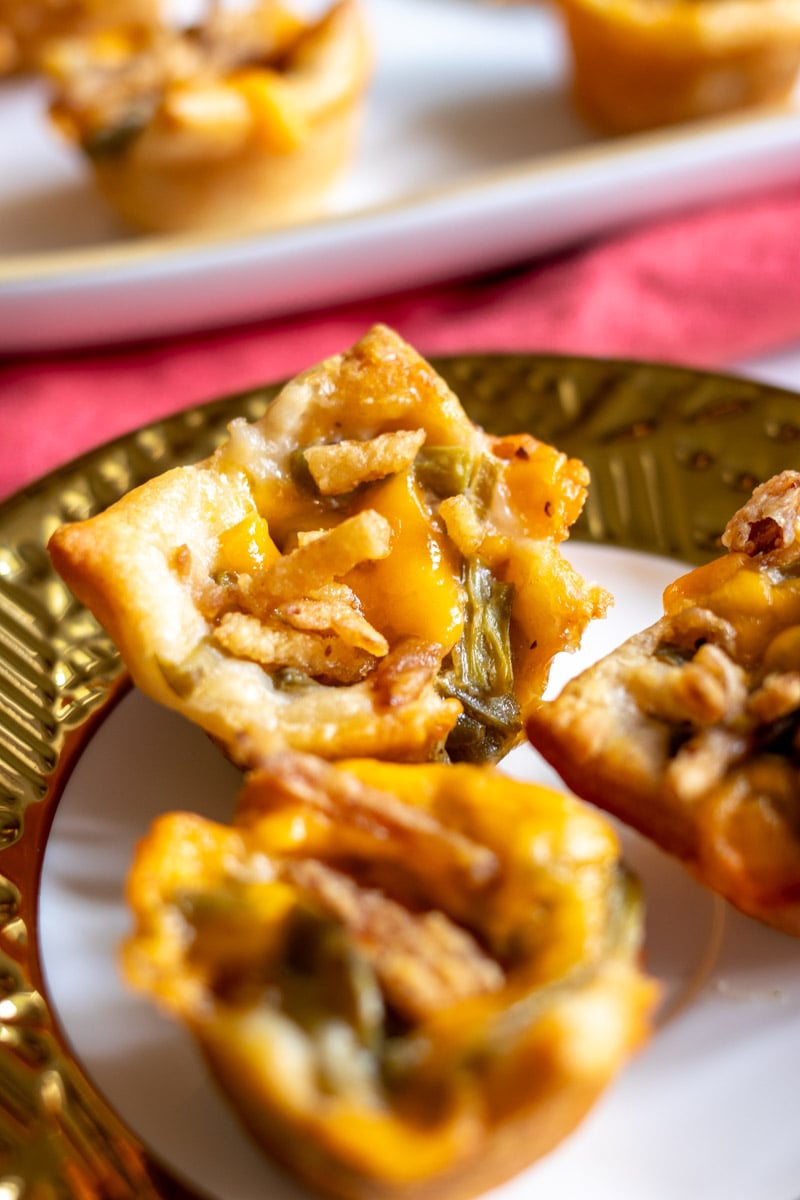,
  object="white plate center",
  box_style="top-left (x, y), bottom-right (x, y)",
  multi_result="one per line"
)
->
top-left (38, 545), bottom-right (800, 1200)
